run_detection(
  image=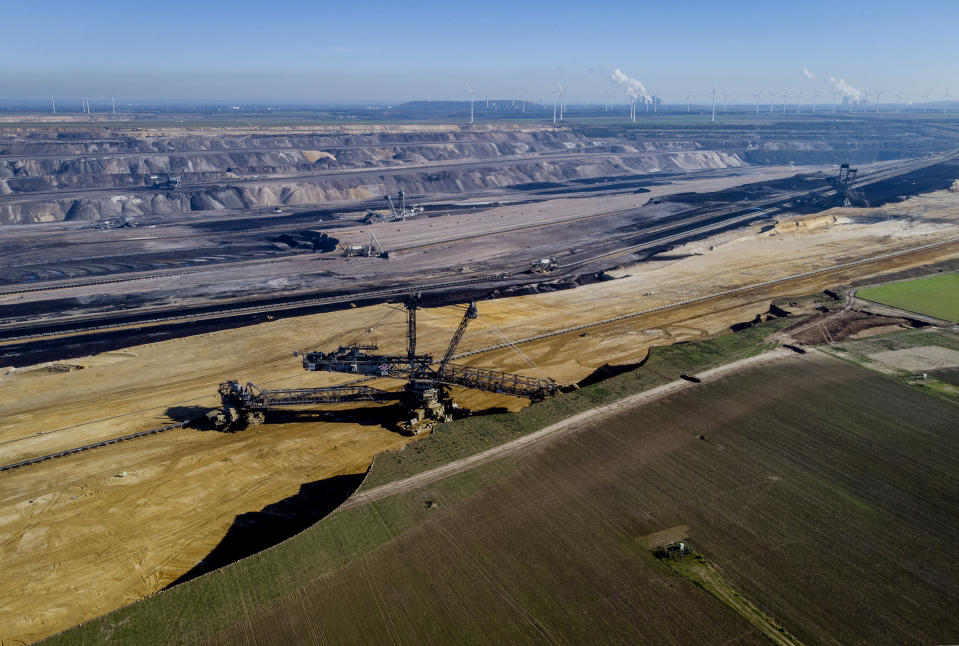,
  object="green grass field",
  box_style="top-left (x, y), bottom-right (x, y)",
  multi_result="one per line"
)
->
top-left (858, 273), bottom-right (959, 322)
